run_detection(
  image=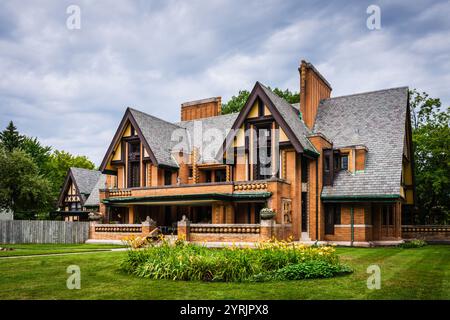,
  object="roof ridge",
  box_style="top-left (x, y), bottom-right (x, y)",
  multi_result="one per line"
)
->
top-left (128, 107), bottom-right (182, 129)
top-left (70, 167), bottom-right (99, 172)
top-left (323, 86), bottom-right (408, 101)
